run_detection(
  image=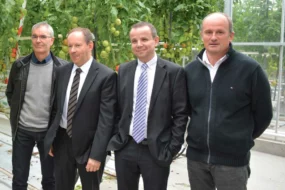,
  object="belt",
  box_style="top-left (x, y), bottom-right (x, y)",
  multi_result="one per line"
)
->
top-left (130, 136), bottom-right (148, 145)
